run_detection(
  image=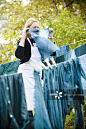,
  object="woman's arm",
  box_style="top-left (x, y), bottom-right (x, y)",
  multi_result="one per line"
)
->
top-left (15, 38), bottom-right (25, 59)
top-left (18, 28), bottom-right (29, 47)
top-left (50, 38), bottom-right (54, 43)
top-left (15, 38), bottom-right (31, 61)
top-left (15, 27), bottom-right (31, 60)
top-left (19, 37), bottom-right (25, 47)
